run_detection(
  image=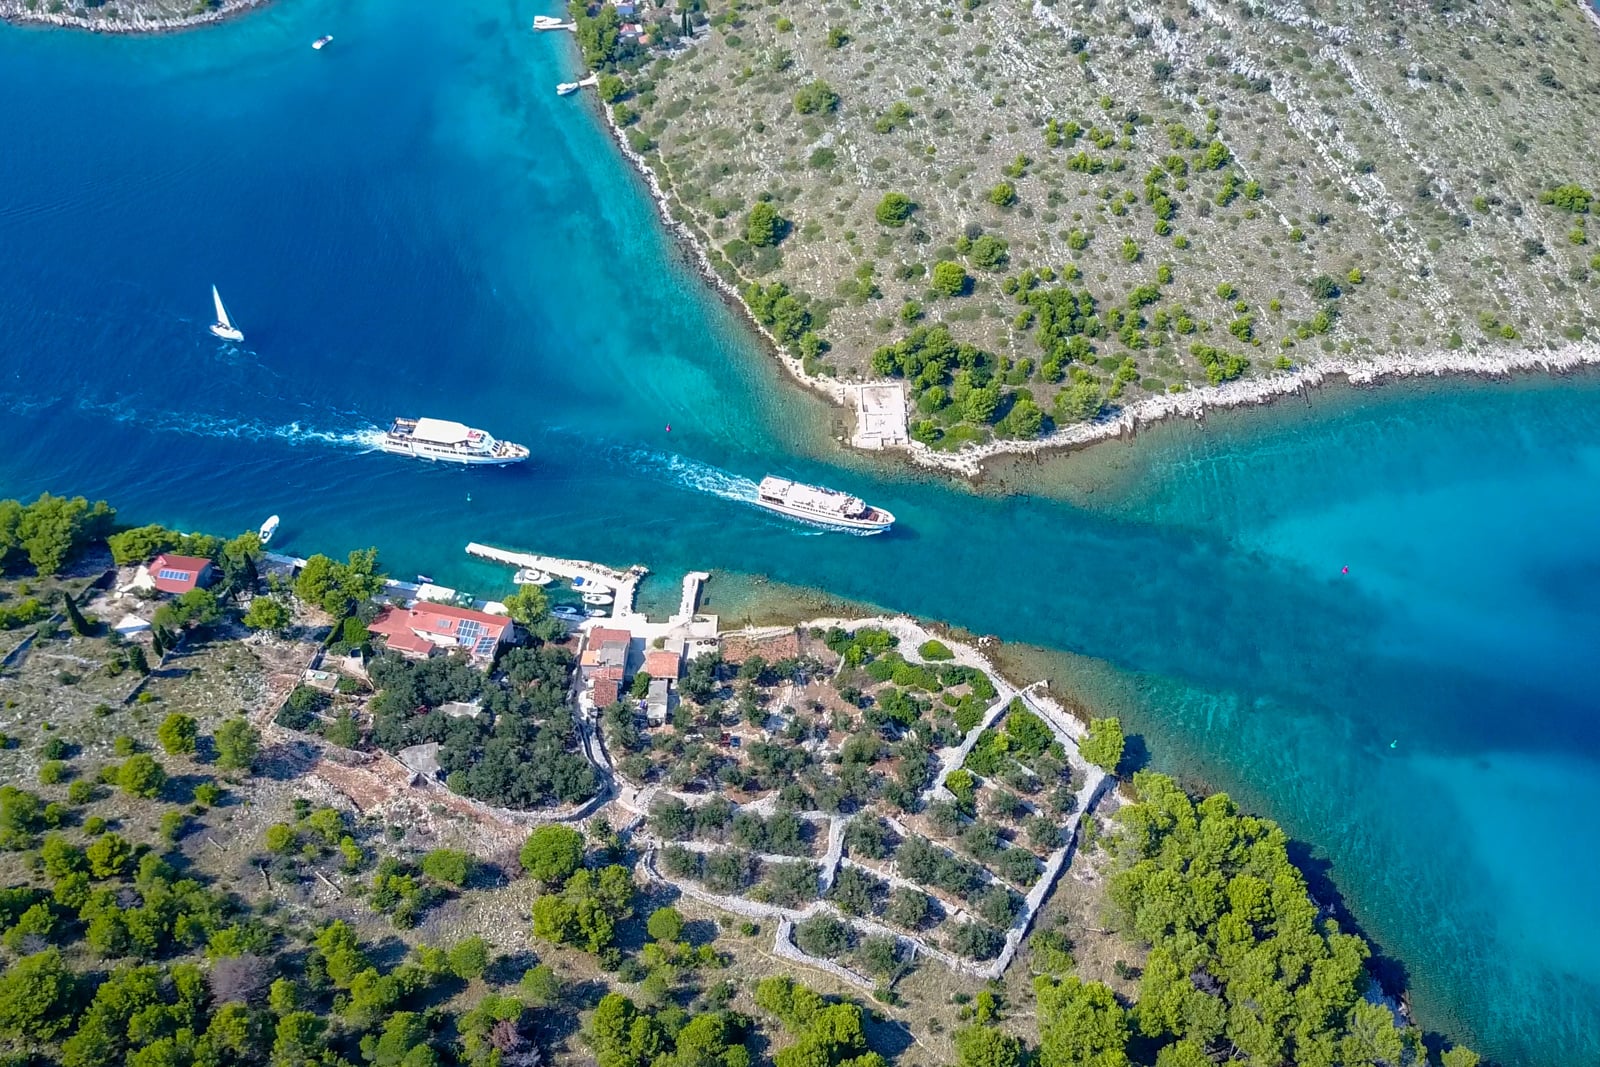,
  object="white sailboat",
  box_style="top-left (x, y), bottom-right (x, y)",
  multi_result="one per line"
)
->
top-left (209, 285), bottom-right (244, 342)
